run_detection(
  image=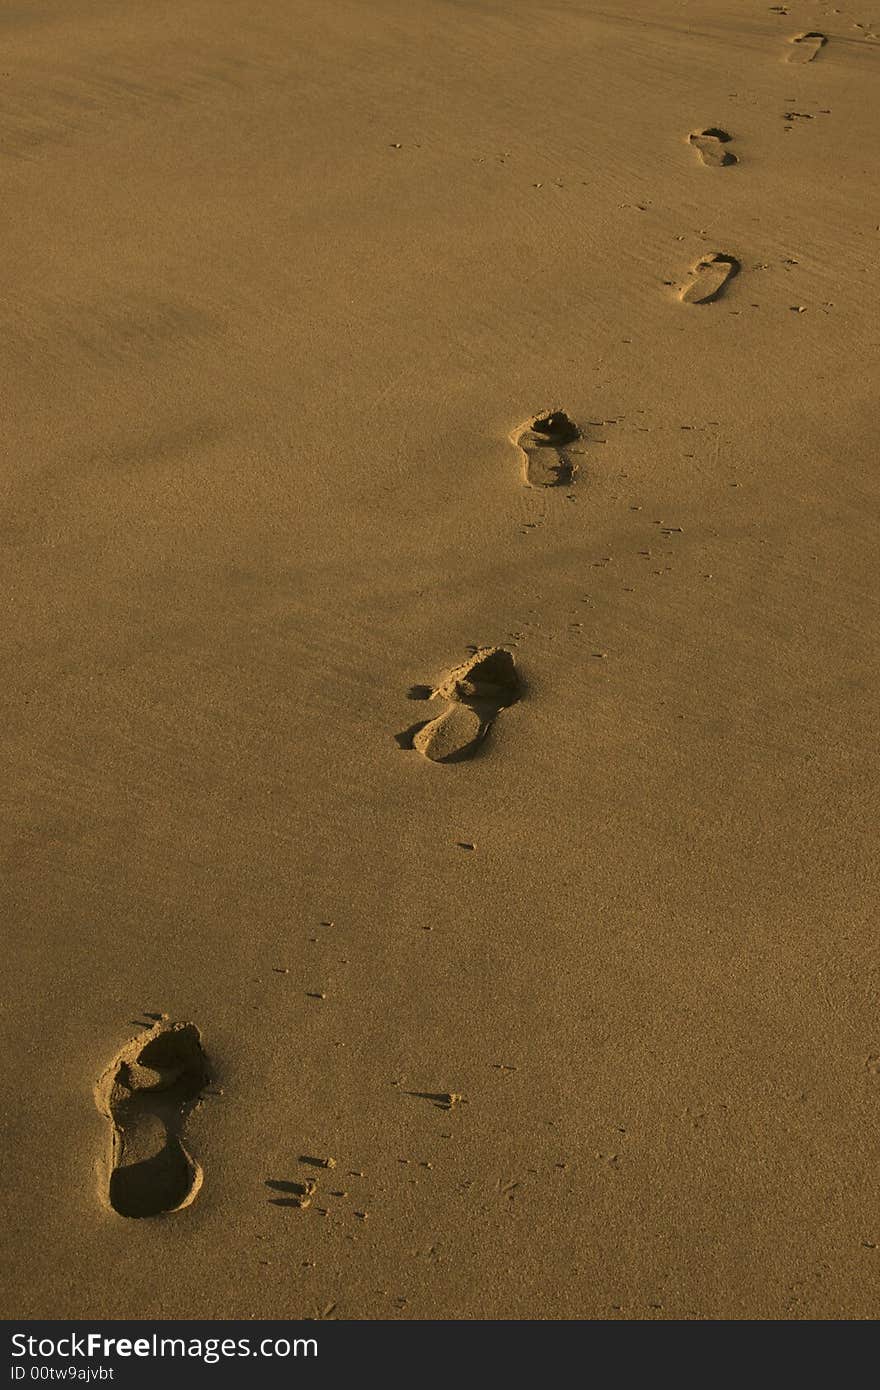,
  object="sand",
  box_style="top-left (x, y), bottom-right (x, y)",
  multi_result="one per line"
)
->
top-left (1, 0), bottom-right (878, 1321)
